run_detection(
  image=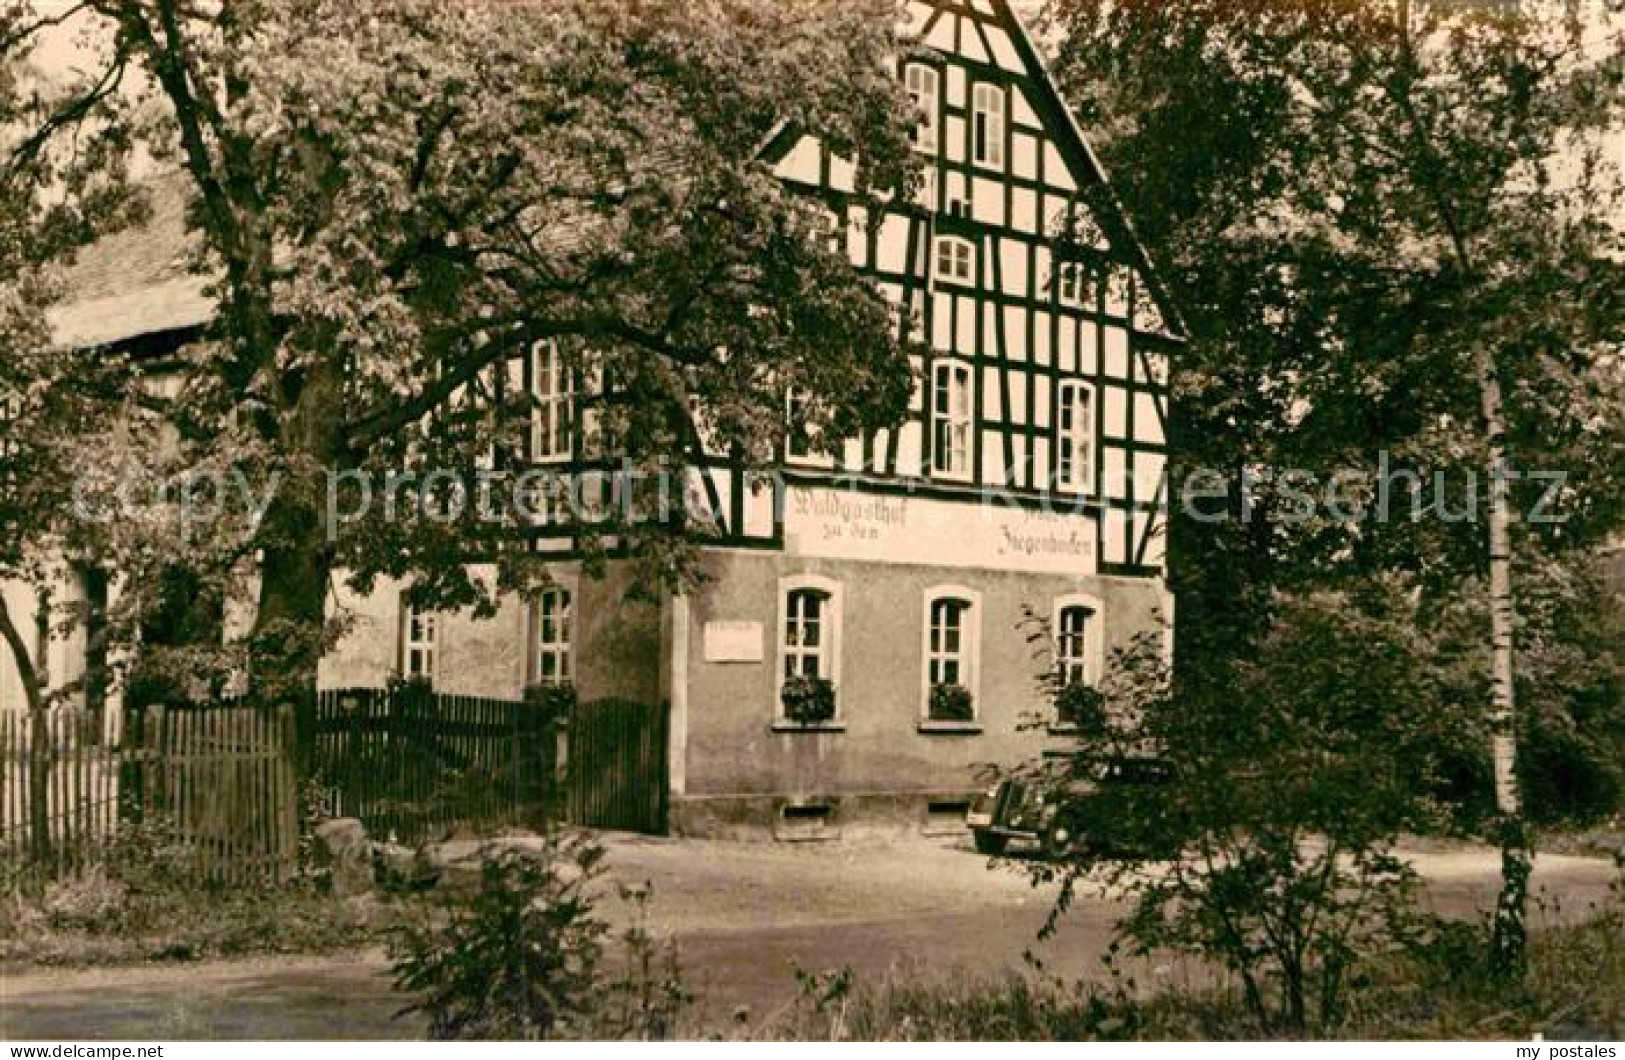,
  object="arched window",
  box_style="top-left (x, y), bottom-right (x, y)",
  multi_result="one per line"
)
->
top-left (905, 63), bottom-right (940, 152)
top-left (531, 586), bottom-right (574, 686)
top-left (777, 575), bottom-right (844, 720)
top-left (1052, 593), bottom-right (1105, 694)
top-left (972, 83), bottom-right (1005, 167)
top-left (922, 586), bottom-right (982, 723)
